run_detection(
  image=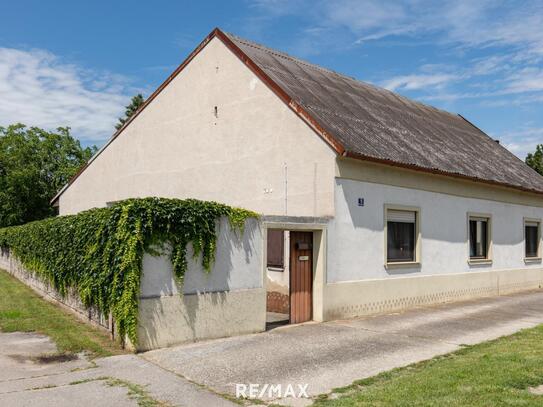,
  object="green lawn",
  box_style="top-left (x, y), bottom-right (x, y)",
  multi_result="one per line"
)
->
top-left (314, 324), bottom-right (543, 406)
top-left (0, 268), bottom-right (124, 358)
